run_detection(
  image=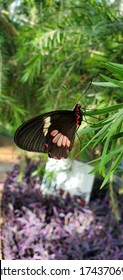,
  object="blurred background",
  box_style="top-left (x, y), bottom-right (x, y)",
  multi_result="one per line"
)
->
top-left (0, 0), bottom-right (123, 260)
